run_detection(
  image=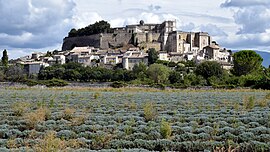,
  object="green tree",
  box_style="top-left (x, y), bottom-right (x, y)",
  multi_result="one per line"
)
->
top-left (68, 20), bottom-right (113, 37)
top-left (2, 49), bottom-right (8, 67)
top-left (5, 65), bottom-right (25, 82)
top-left (232, 50), bottom-right (263, 76)
top-left (169, 71), bottom-right (183, 84)
top-left (148, 48), bottom-right (158, 65)
top-left (68, 28), bottom-right (77, 37)
top-left (147, 64), bottom-right (170, 83)
top-left (132, 62), bottom-right (147, 79)
top-left (195, 61), bottom-right (223, 79)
